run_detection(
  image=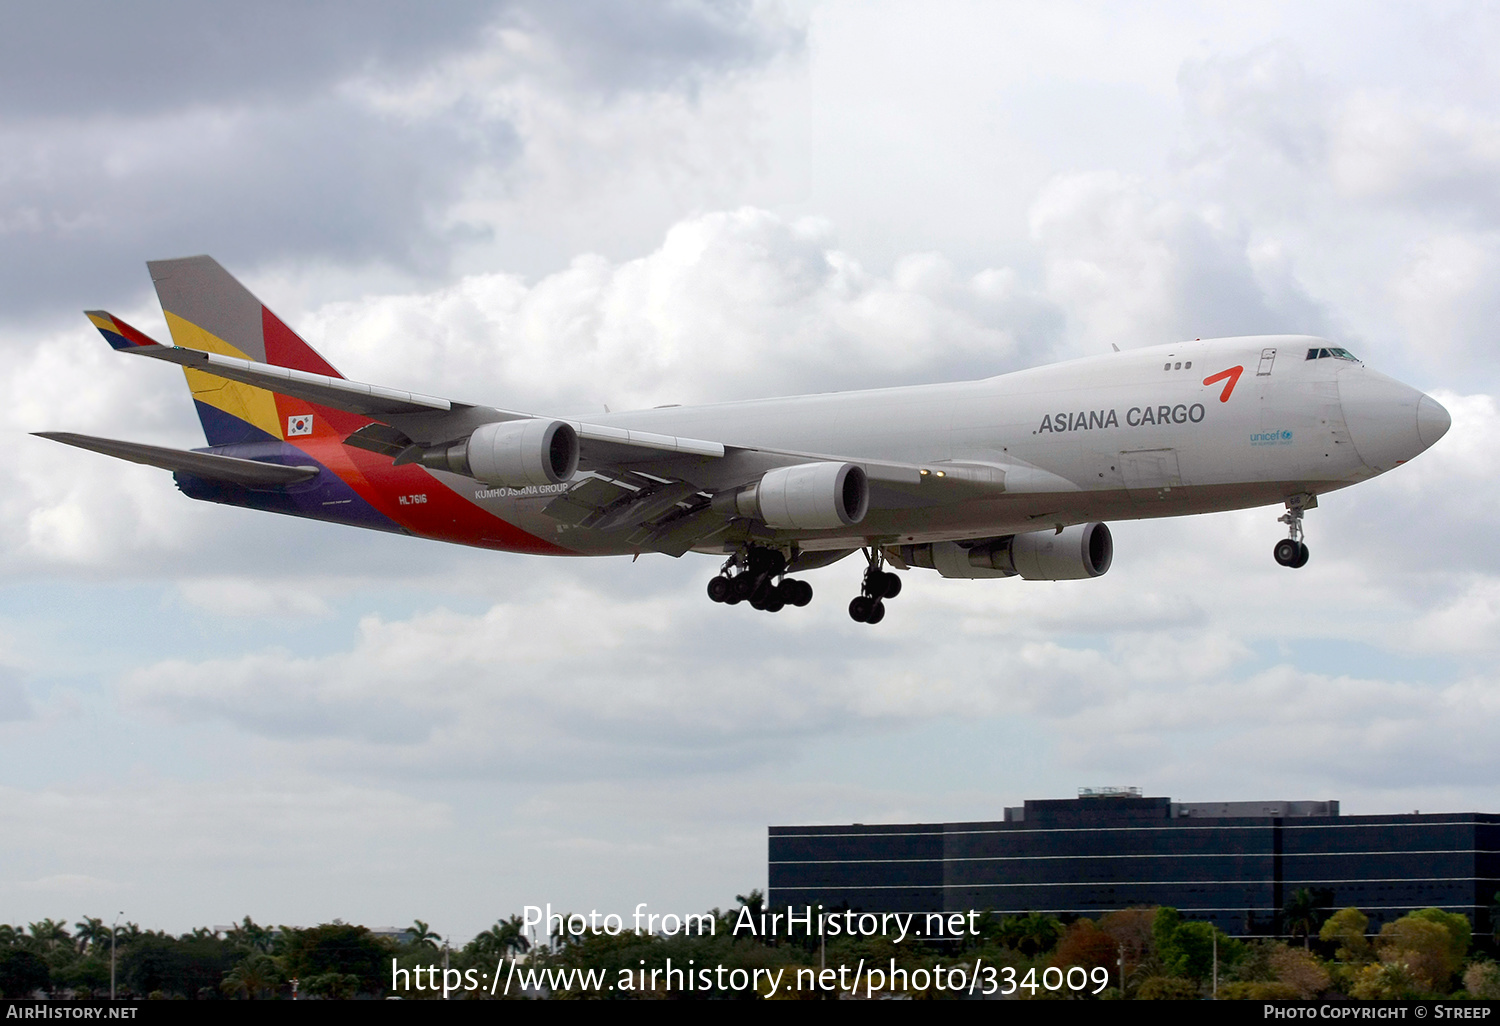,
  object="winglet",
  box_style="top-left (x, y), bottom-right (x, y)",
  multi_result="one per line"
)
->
top-left (85, 310), bottom-right (165, 352)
